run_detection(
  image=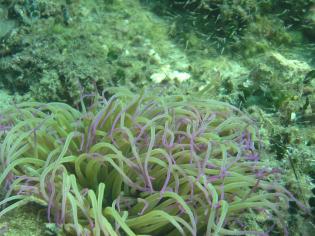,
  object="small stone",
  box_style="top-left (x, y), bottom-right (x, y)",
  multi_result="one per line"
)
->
top-left (148, 49), bottom-right (162, 64)
top-left (168, 71), bottom-right (191, 82)
top-left (290, 112), bottom-right (297, 121)
top-left (242, 80), bottom-right (253, 88)
top-left (150, 72), bottom-right (166, 83)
